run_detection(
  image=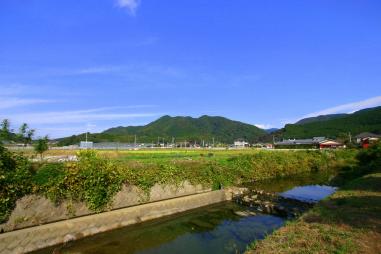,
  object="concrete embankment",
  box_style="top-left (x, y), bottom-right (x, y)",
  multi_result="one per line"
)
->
top-left (0, 189), bottom-right (232, 254)
top-left (1, 181), bottom-right (209, 232)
